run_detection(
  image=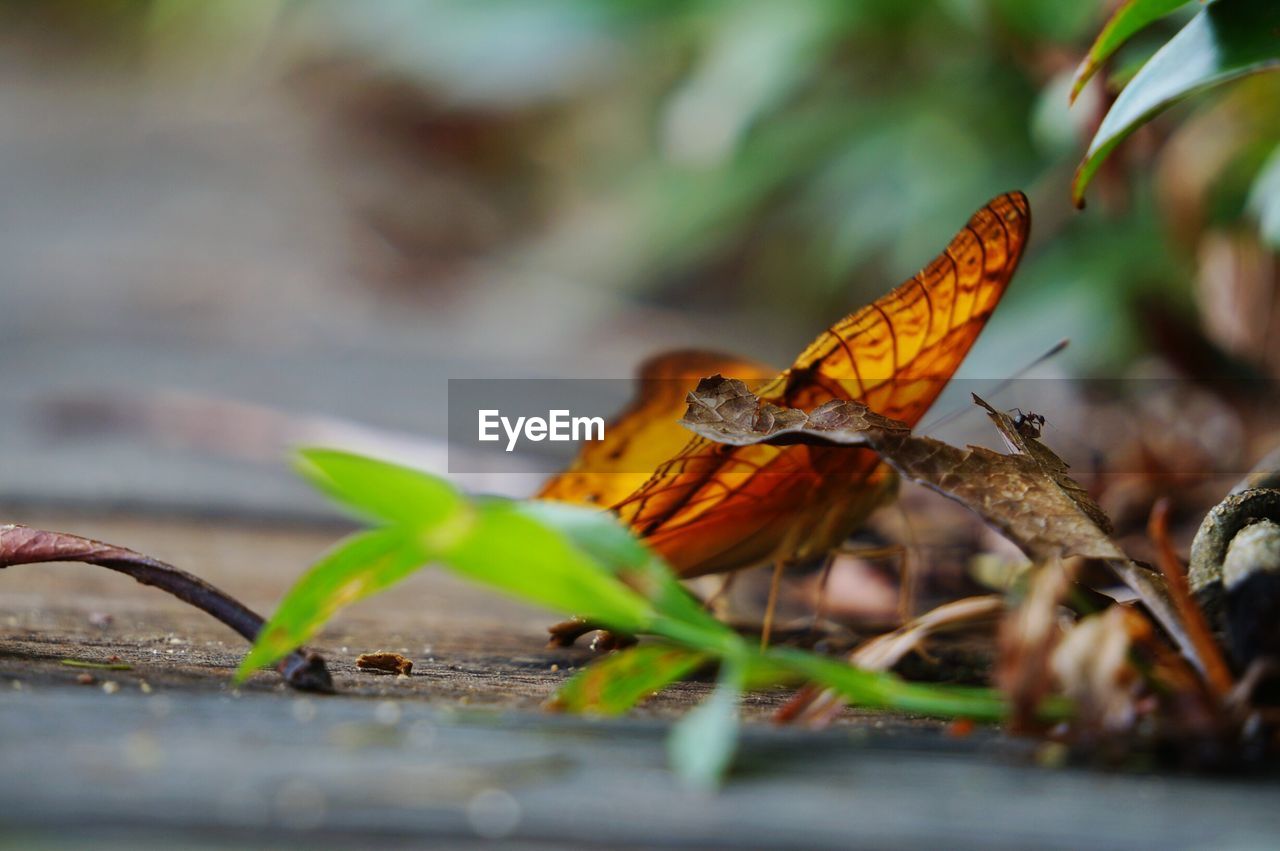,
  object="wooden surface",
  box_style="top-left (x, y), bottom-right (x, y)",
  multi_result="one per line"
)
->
top-left (3, 511), bottom-right (1280, 849)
